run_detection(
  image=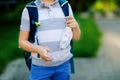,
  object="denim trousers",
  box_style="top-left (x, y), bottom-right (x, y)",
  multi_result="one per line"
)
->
top-left (29, 61), bottom-right (70, 80)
